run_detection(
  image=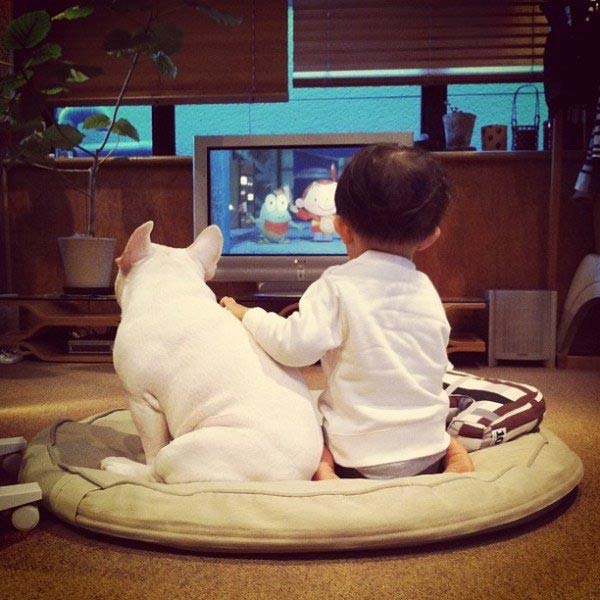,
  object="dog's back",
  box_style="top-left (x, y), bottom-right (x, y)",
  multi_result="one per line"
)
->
top-left (108, 223), bottom-right (322, 482)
